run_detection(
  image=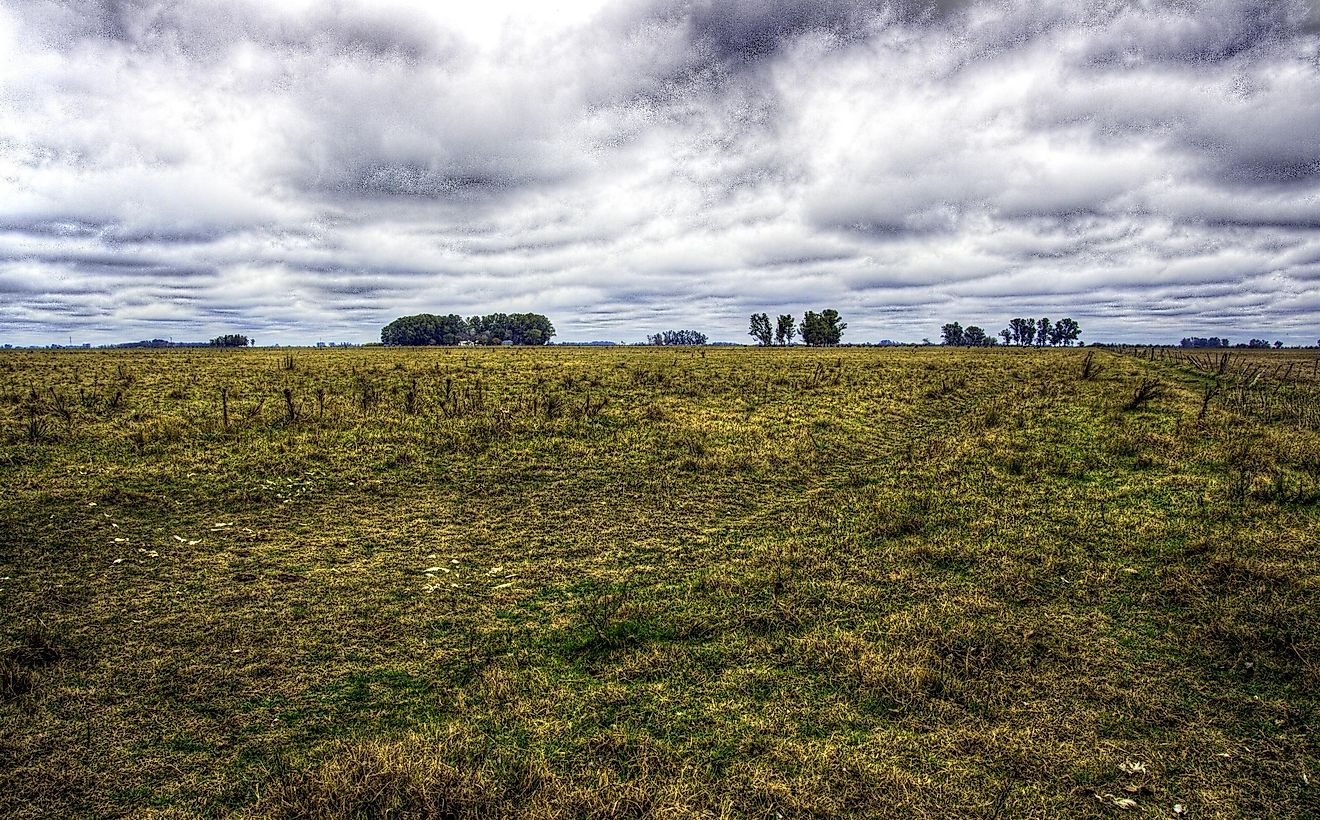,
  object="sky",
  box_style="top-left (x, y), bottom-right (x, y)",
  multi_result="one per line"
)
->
top-left (2, 0), bottom-right (1319, 346)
